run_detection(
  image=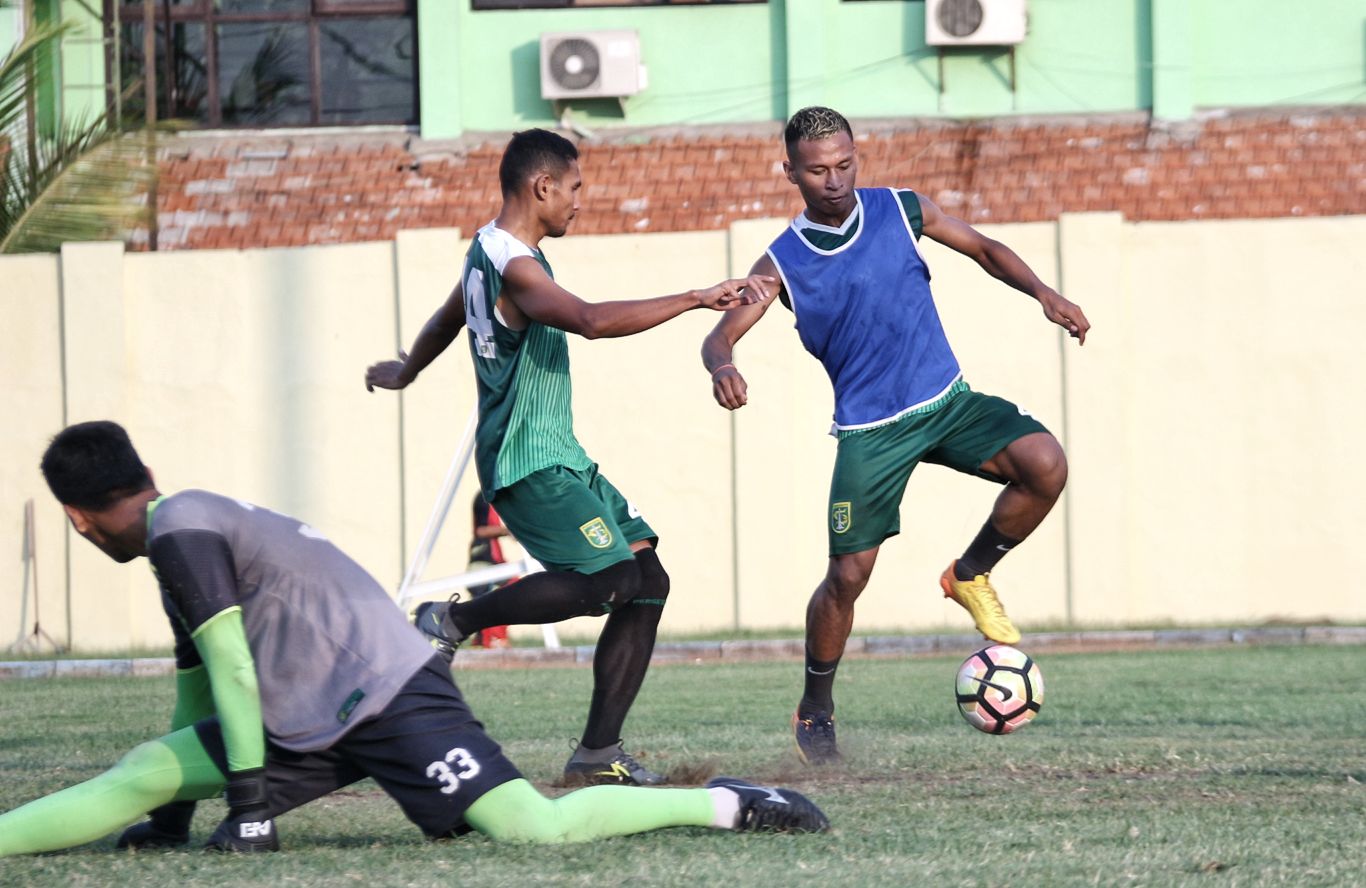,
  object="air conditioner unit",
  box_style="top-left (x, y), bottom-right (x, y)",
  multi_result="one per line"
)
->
top-left (540, 30), bottom-right (644, 101)
top-left (926, 0), bottom-right (1027, 47)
